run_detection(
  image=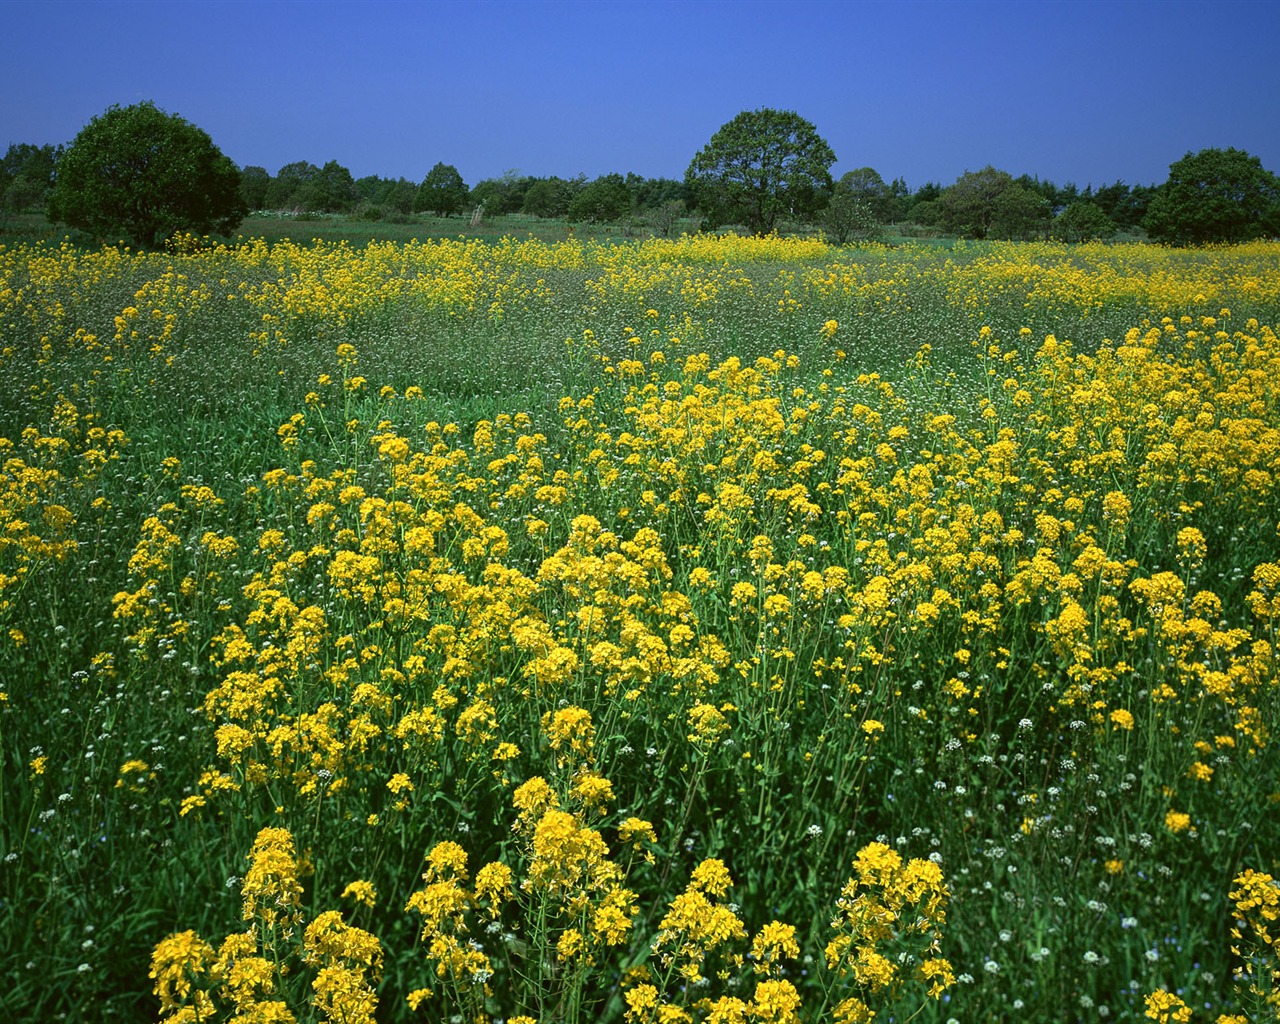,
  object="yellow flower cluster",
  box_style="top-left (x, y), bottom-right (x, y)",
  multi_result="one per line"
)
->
top-left (0, 398), bottom-right (122, 628)
top-left (627, 842), bottom-right (951, 1024)
top-left (151, 827), bottom-right (381, 1024)
top-left (824, 842), bottom-right (952, 1019)
top-left (405, 714), bottom-right (646, 1021)
top-left (1228, 868), bottom-right (1280, 1014)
